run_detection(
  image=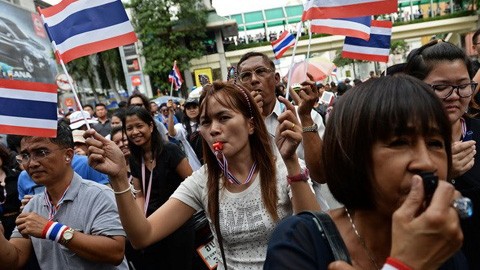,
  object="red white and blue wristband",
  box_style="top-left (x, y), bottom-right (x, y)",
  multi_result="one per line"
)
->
top-left (41, 221), bottom-right (69, 242)
top-left (382, 257), bottom-right (412, 270)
